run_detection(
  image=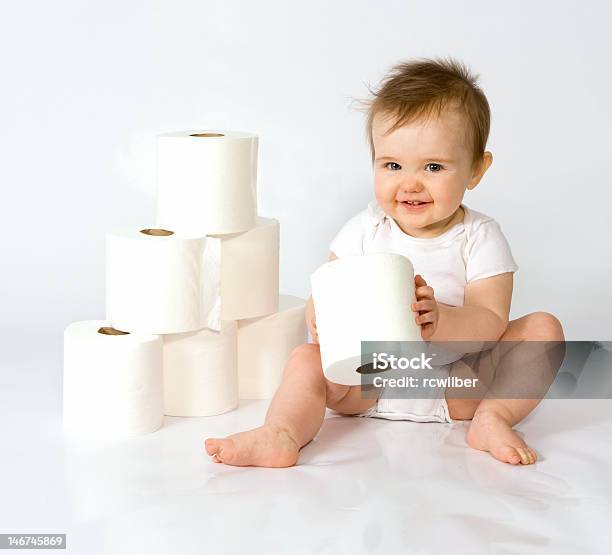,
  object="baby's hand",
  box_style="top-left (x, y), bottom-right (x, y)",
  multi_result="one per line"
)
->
top-left (412, 274), bottom-right (439, 341)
